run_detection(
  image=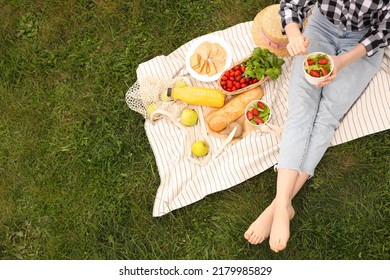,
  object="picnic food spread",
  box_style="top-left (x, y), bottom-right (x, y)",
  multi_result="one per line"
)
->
top-left (125, 6), bottom-right (390, 217)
